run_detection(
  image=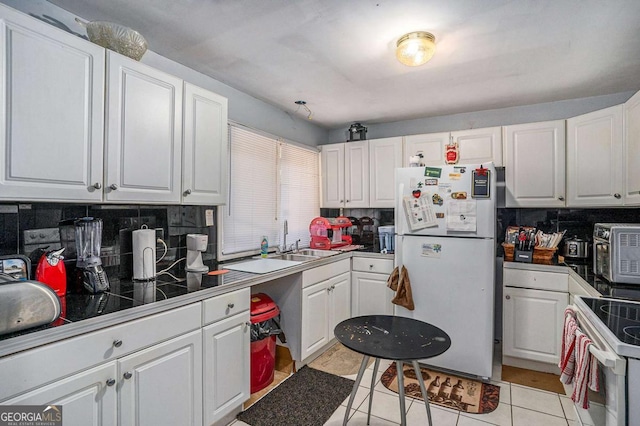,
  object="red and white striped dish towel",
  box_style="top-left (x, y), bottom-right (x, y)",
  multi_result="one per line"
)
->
top-left (571, 329), bottom-right (600, 409)
top-left (559, 308), bottom-right (578, 384)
